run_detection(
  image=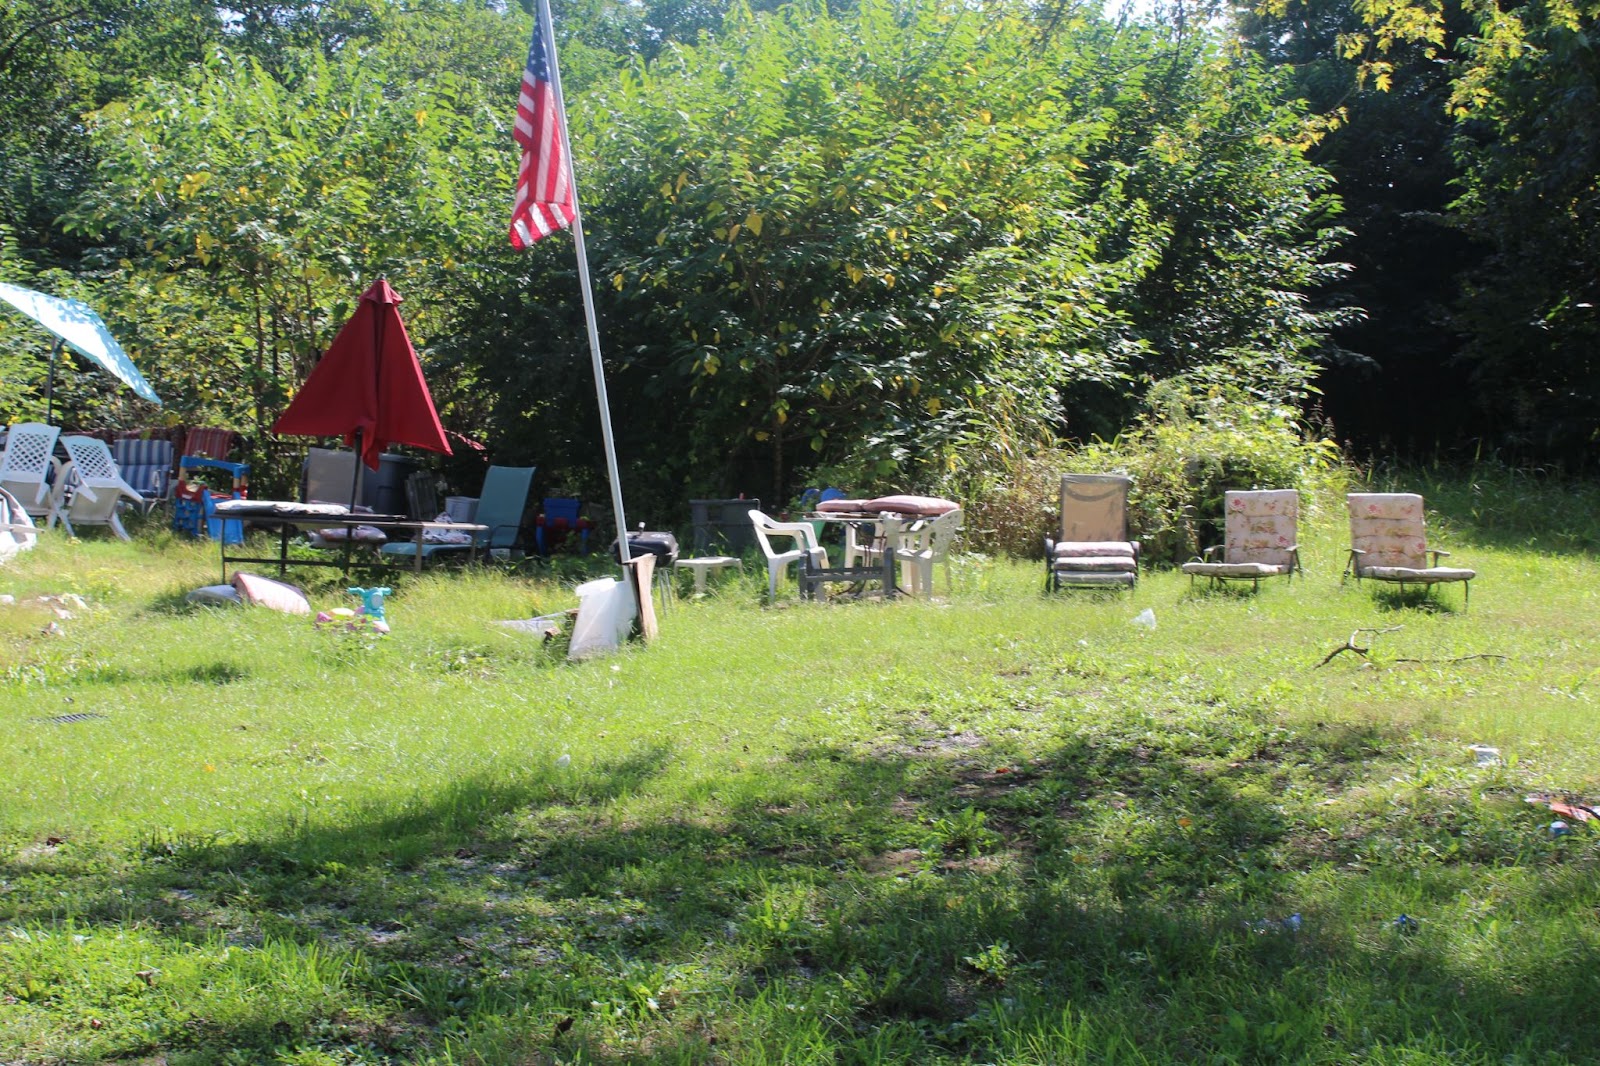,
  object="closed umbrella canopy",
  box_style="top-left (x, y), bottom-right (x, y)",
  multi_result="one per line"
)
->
top-left (273, 278), bottom-right (451, 471)
top-left (0, 282), bottom-right (162, 408)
